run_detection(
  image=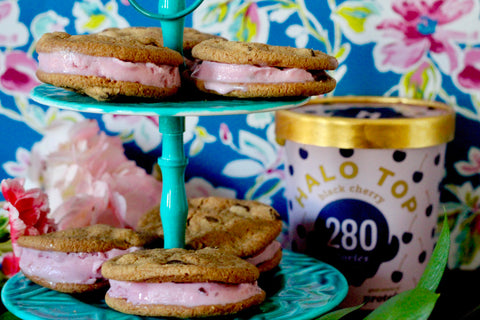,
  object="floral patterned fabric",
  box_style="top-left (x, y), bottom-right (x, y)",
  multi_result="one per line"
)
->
top-left (0, 0), bottom-right (479, 273)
